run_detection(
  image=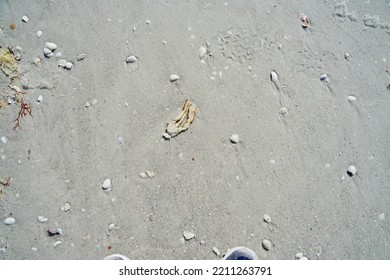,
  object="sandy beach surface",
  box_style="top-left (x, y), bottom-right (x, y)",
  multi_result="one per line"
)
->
top-left (0, 0), bottom-right (389, 260)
